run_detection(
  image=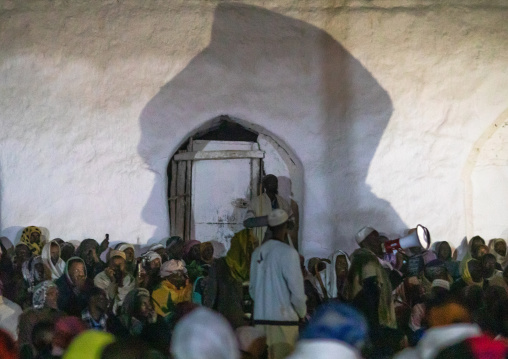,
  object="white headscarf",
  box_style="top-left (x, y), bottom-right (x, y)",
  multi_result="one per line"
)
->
top-left (159, 259), bottom-right (187, 278)
top-left (327, 250), bottom-right (351, 299)
top-left (142, 251), bottom-right (161, 263)
top-left (287, 340), bottom-right (361, 359)
top-left (41, 240), bottom-right (65, 280)
top-left (171, 307), bottom-right (240, 359)
top-left (489, 238), bottom-right (507, 269)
